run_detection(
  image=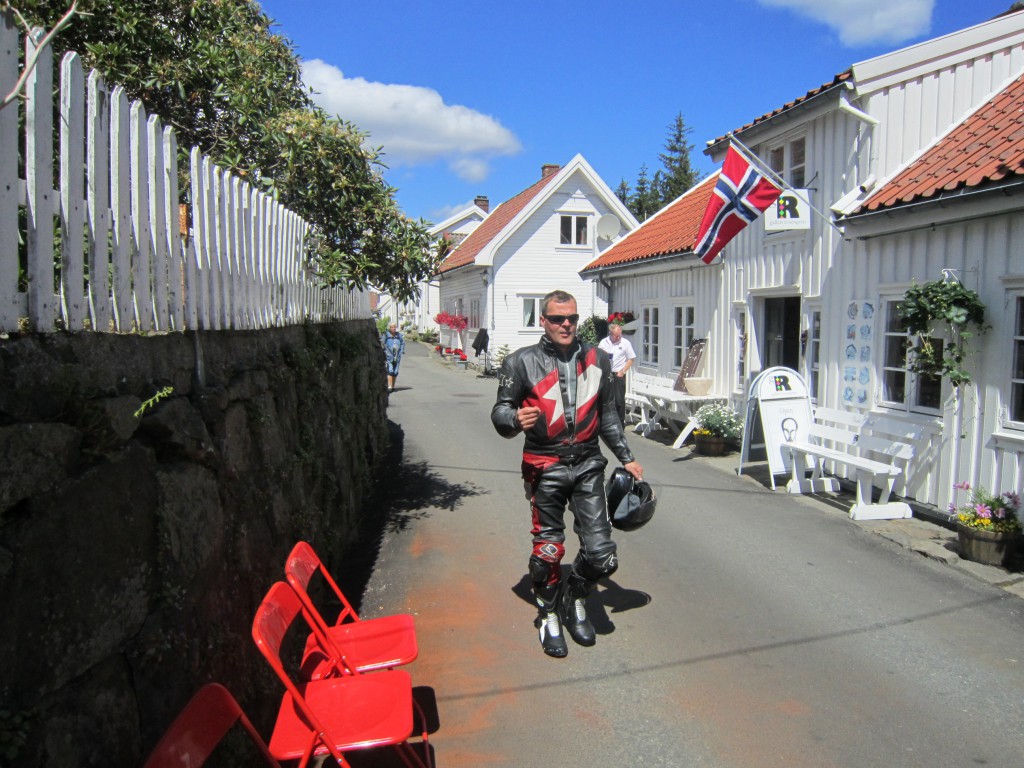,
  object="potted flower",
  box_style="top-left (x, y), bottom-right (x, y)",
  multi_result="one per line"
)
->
top-left (608, 311), bottom-right (637, 333)
top-left (950, 481), bottom-right (1022, 567)
top-left (691, 403), bottom-right (743, 456)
